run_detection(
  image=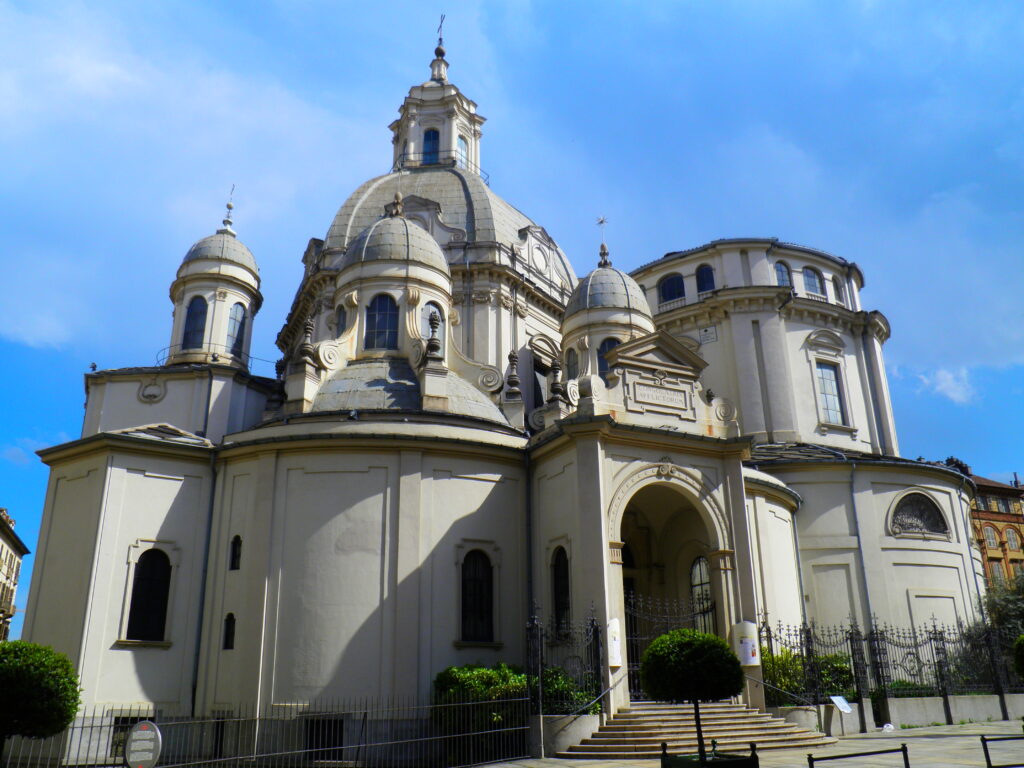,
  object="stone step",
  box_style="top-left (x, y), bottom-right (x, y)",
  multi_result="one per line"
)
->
top-left (585, 724), bottom-right (804, 741)
top-left (606, 712), bottom-right (774, 724)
